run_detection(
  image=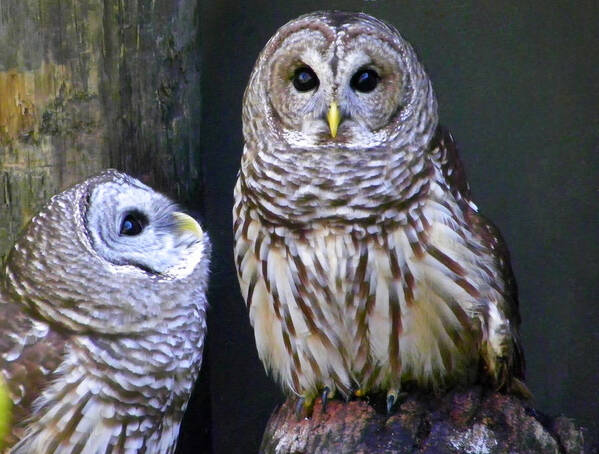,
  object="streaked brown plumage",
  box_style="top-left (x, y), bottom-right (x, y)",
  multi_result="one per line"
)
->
top-left (234, 11), bottom-right (526, 409)
top-left (0, 170), bottom-right (210, 453)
